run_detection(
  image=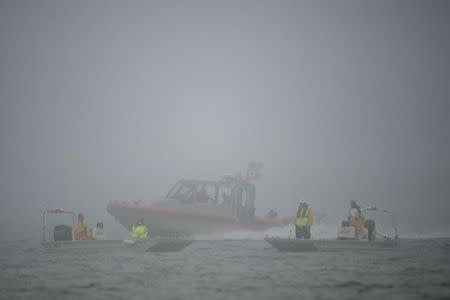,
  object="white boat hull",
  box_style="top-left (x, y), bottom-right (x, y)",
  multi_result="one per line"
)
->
top-left (264, 238), bottom-right (398, 252)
